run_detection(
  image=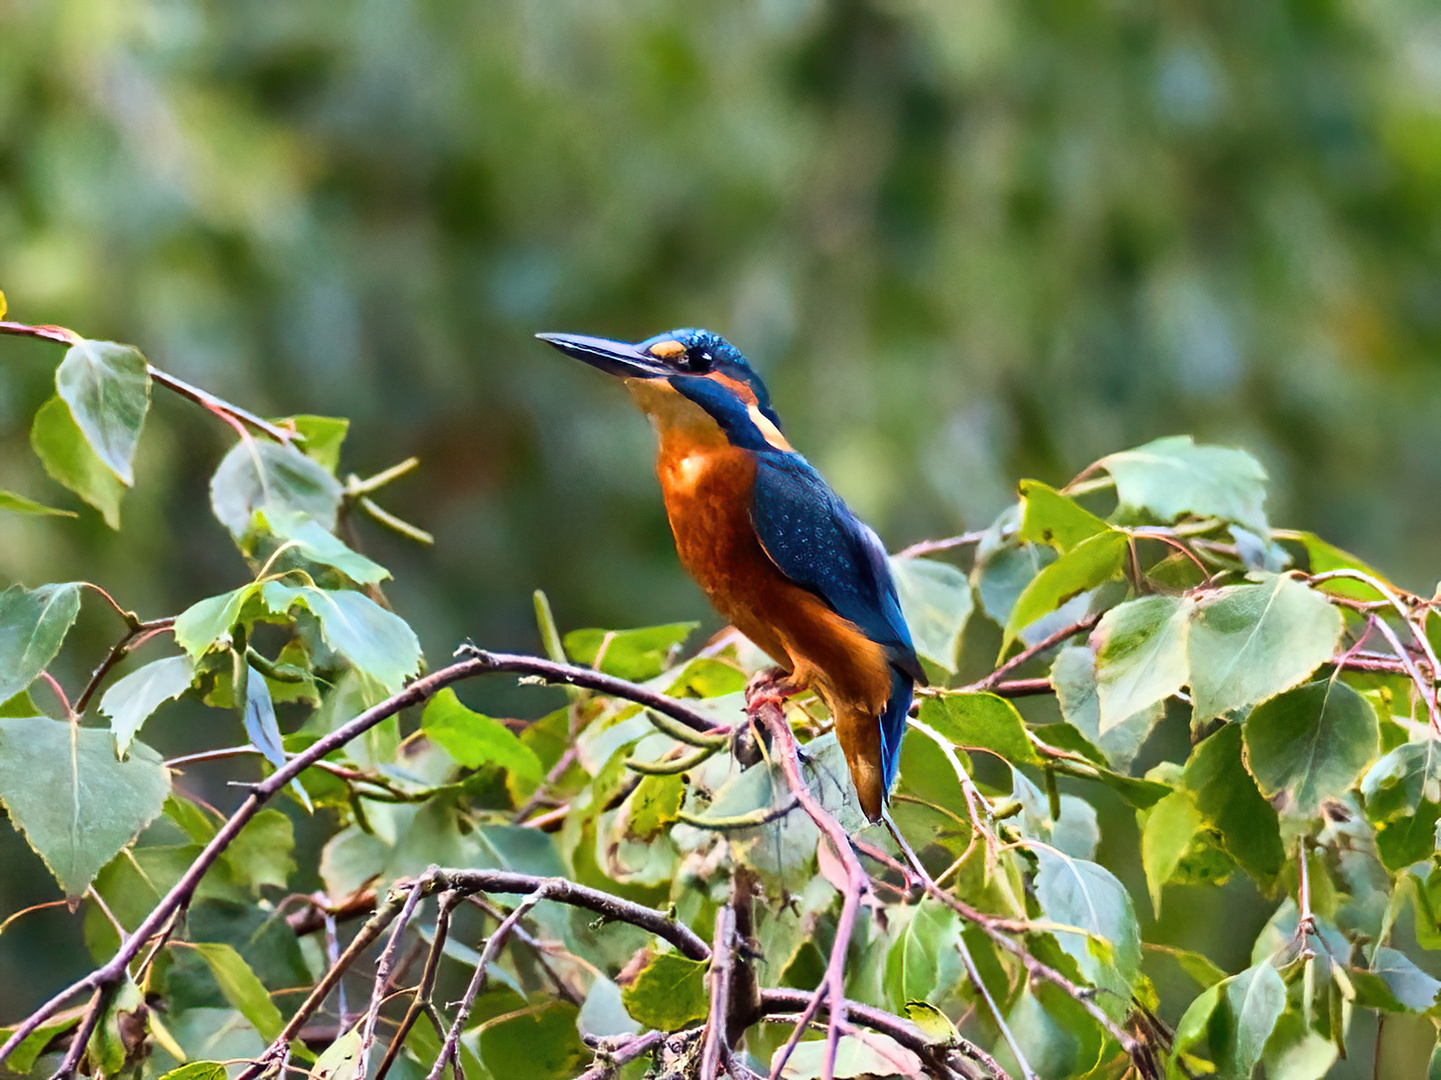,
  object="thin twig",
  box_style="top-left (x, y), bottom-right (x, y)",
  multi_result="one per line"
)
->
top-left (357, 882), bottom-right (427, 1076)
top-left (74, 616), bottom-right (176, 715)
top-left (896, 532), bottom-right (986, 559)
top-left (699, 903), bottom-right (737, 1080)
top-left (375, 893), bottom-right (459, 1080)
top-left (972, 614), bottom-right (1100, 691)
top-left (572, 1031), bottom-right (665, 1080)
